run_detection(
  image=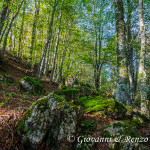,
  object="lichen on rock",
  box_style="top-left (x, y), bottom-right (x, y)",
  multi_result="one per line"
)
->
top-left (16, 92), bottom-right (84, 150)
top-left (103, 121), bottom-right (148, 150)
